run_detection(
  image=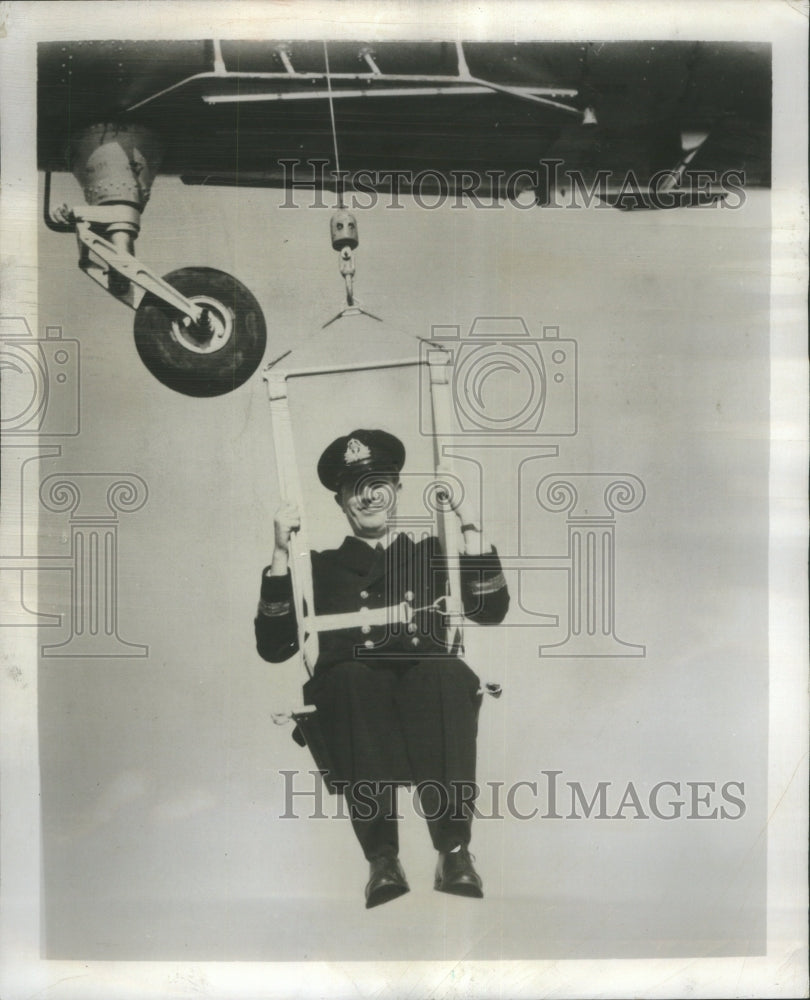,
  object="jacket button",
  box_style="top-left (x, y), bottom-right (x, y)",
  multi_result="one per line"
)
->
top-left (361, 625), bottom-right (371, 635)
top-left (364, 640), bottom-right (374, 649)
top-left (360, 590), bottom-right (369, 599)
